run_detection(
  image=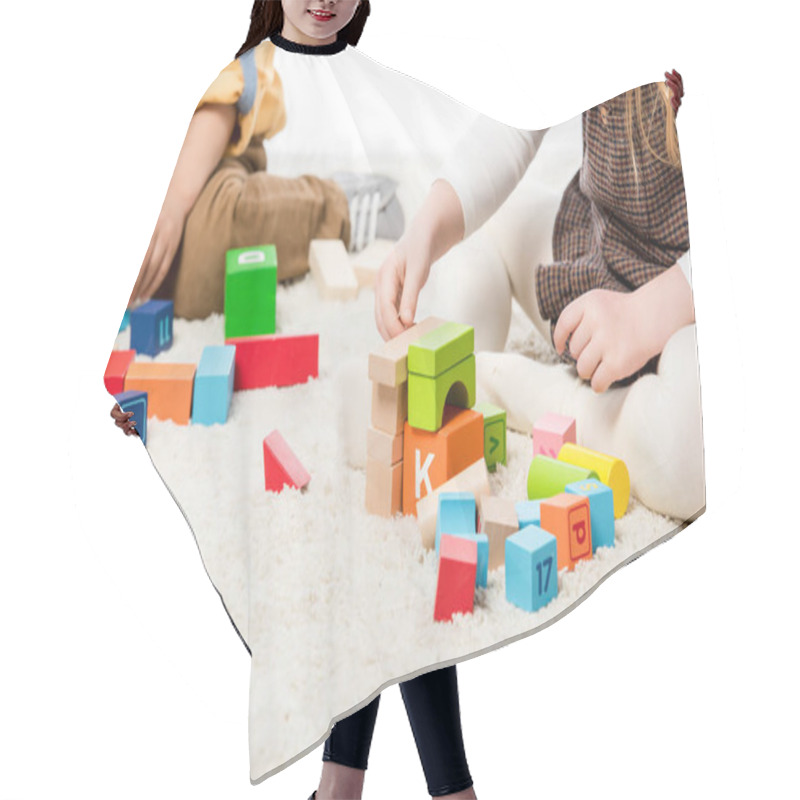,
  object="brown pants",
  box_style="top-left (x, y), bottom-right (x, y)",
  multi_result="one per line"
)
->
top-left (157, 138), bottom-right (351, 320)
